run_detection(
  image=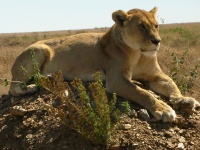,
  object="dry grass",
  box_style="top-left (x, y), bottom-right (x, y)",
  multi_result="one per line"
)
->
top-left (0, 24), bottom-right (199, 98)
top-left (158, 23), bottom-right (200, 99)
